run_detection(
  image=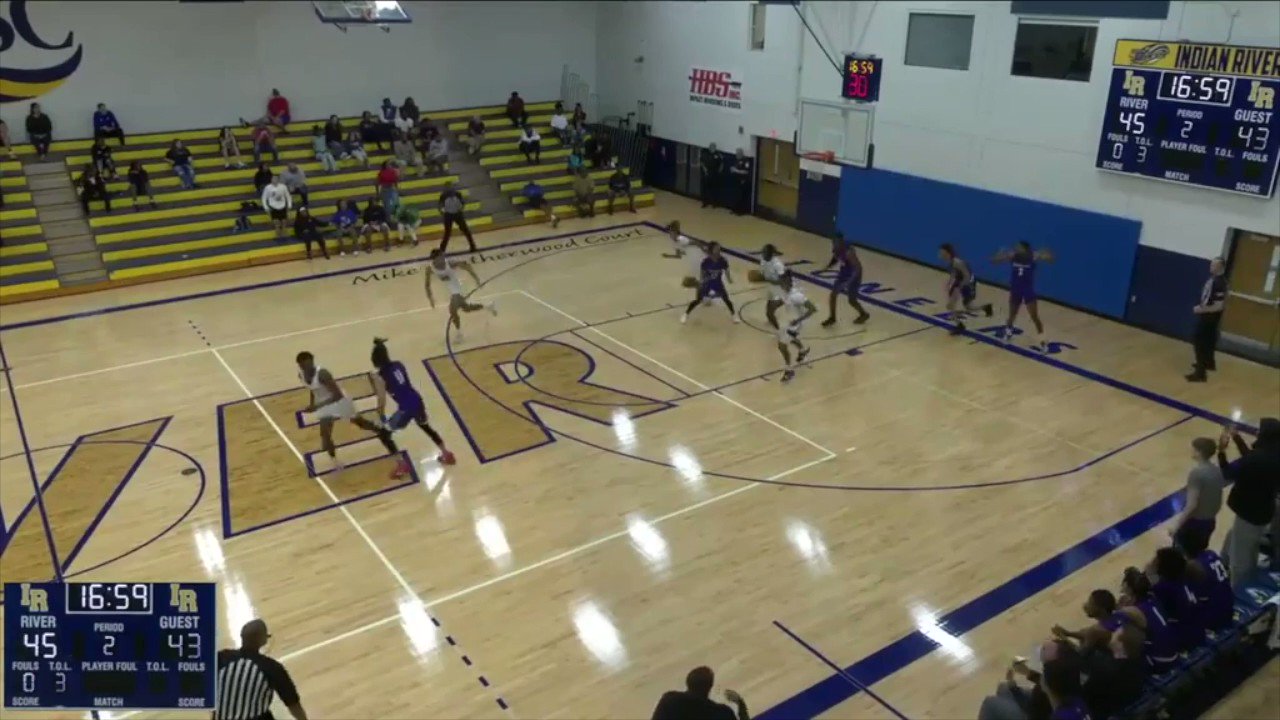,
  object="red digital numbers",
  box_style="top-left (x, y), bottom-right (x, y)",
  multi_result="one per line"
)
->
top-left (845, 74), bottom-right (869, 98)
